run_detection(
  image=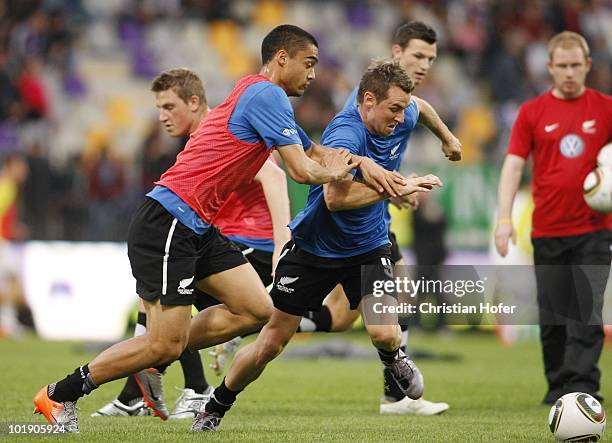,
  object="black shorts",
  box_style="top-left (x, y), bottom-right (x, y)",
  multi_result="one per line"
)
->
top-left (193, 242), bottom-right (273, 311)
top-left (128, 198), bottom-right (247, 306)
top-left (389, 230), bottom-right (402, 264)
top-left (270, 241), bottom-right (395, 316)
